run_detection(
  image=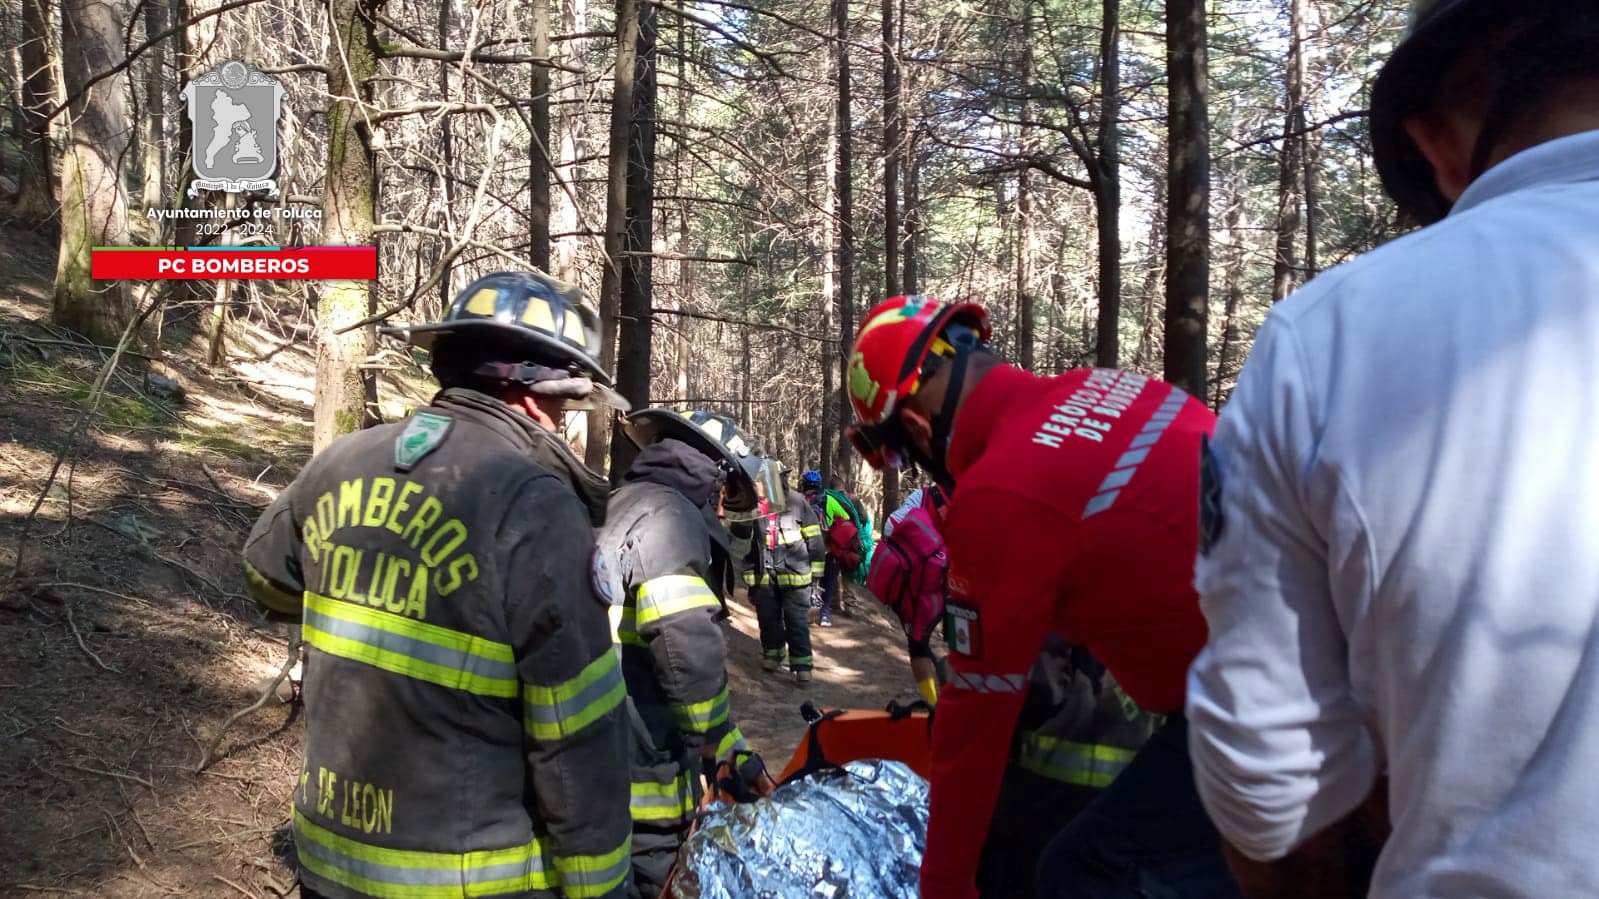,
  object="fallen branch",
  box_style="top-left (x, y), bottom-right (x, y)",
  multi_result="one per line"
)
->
top-left (64, 603), bottom-right (119, 674)
top-left (67, 762), bottom-right (154, 791)
top-left (196, 633), bottom-right (302, 772)
top-left (166, 825), bottom-right (278, 852)
top-left (212, 875), bottom-right (262, 899)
